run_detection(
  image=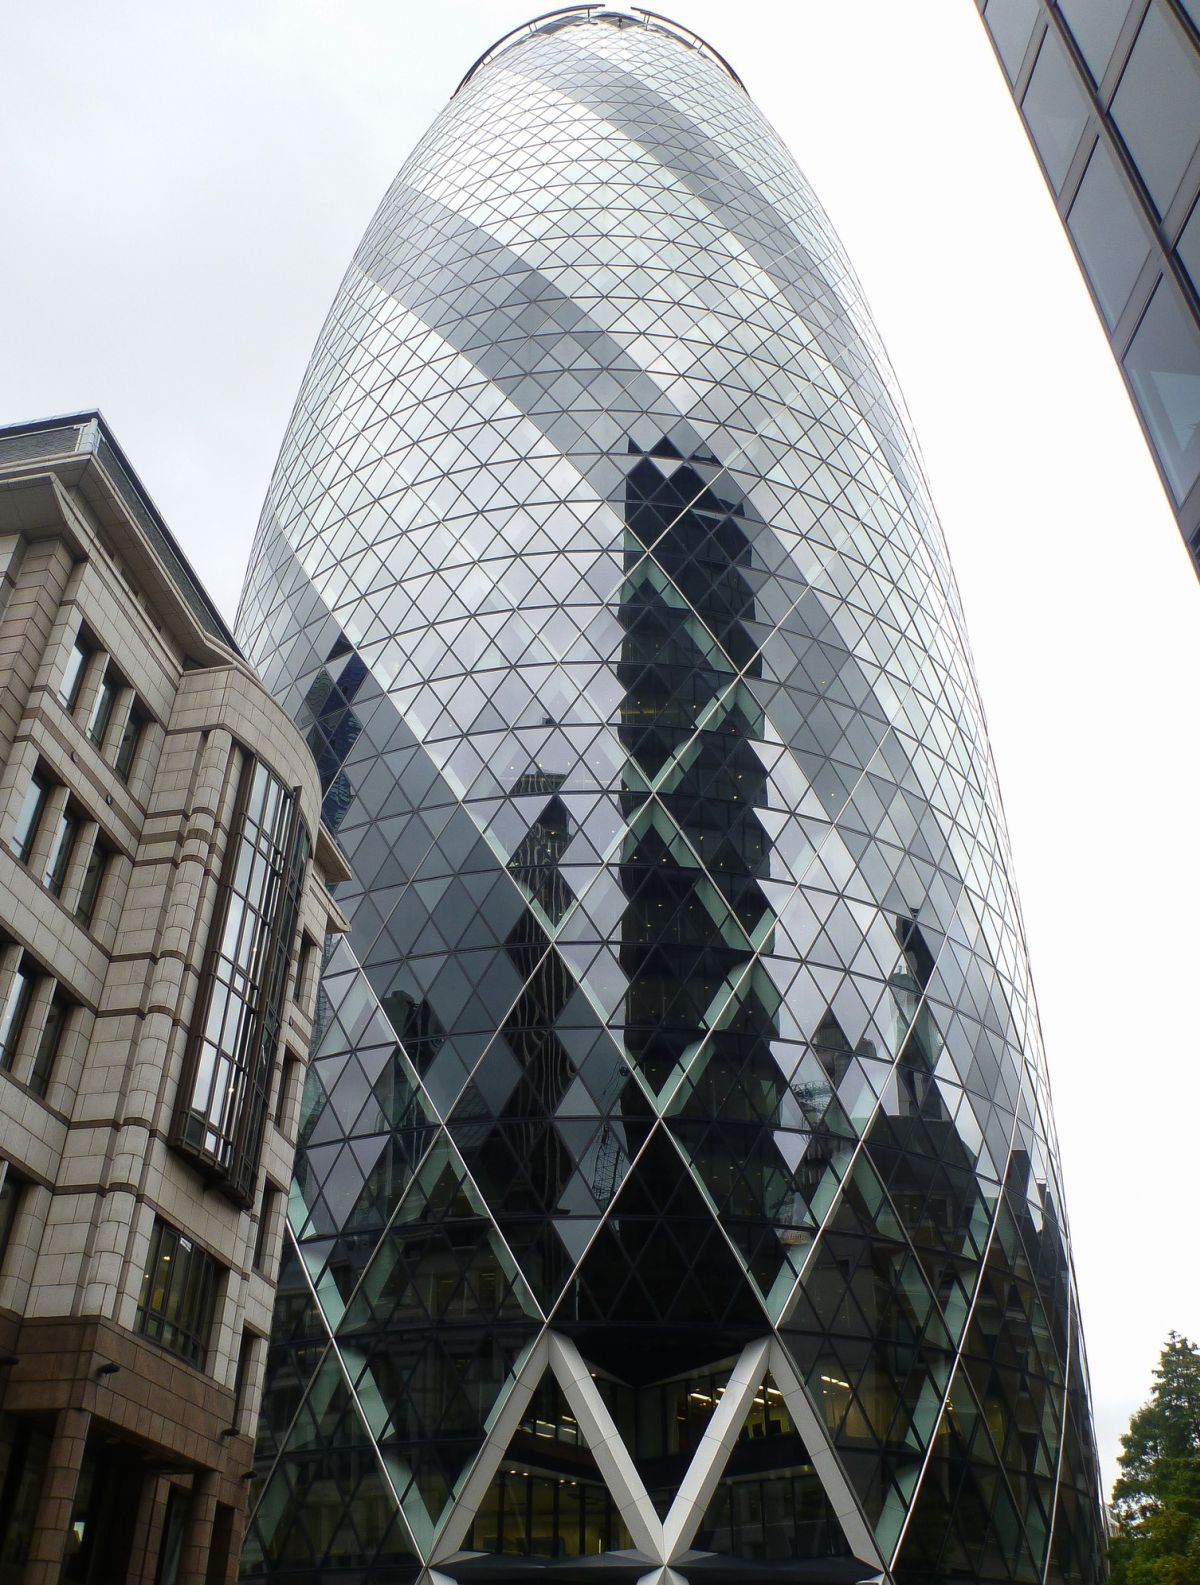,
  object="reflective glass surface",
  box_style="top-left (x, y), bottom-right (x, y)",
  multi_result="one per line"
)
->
top-left (983, 0), bottom-right (1041, 80)
top-left (1178, 196), bottom-right (1200, 294)
top-left (1067, 140), bottom-right (1151, 327)
top-left (1023, 27), bottom-right (1090, 192)
top-left (1123, 277), bottom-right (1200, 502)
top-left (1058, 0), bottom-right (1133, 83)
top-left (1111, 0), bottom-right (1200, 217)
top-left (236, 12), bottom-right (1107, 1582)
top-left (172, 758), bottom-right (310, 1203)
